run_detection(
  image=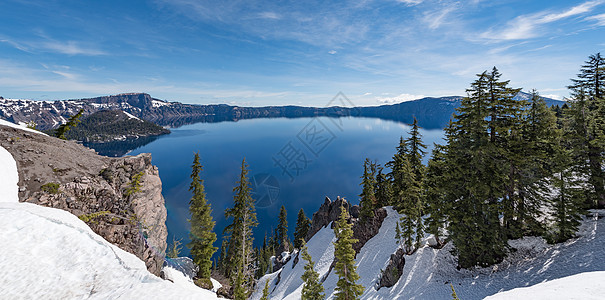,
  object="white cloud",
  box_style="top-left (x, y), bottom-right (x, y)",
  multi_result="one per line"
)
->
top-left (376, 93), bottom-right (425, 104)
top-left (424, 6), bottom-right (456, 30)
top-left (257, 12), bottom-right (281, 20)
top-left (41, 41), bottom-right (106, 56)
top-left (397, 0), bottom-right (423, 6)
top-left (481, 1), bottom-right (603, 41)
top-left (542, 94), bottom-right (564, 100)
top-left (328, 50), bottom-right (337, 55)
top-left (586, 13), bottom-right (605, 25)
